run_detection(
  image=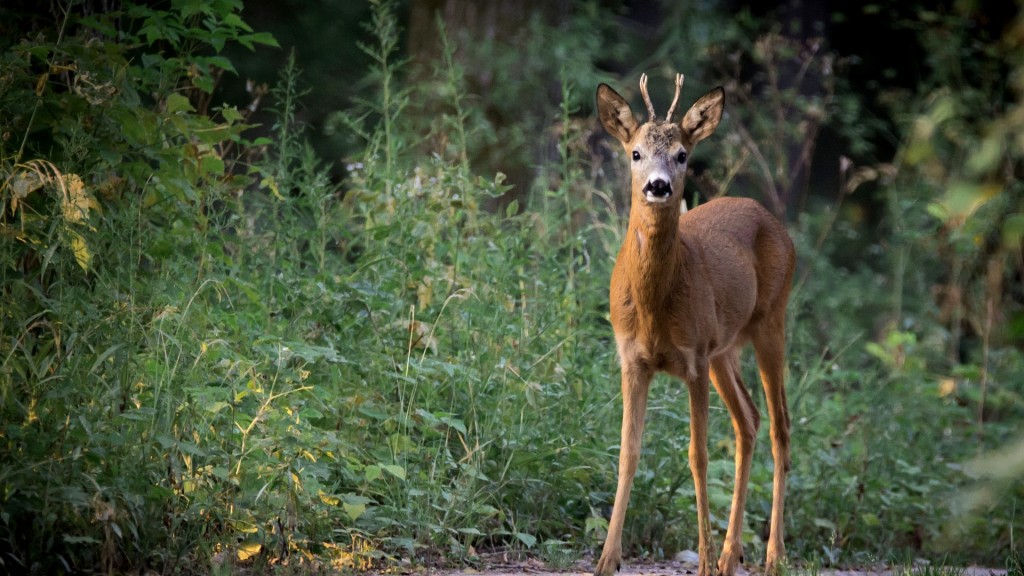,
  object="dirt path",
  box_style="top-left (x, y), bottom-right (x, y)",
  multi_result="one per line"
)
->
top-left (375, 558), bottom-right (1009, 576)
